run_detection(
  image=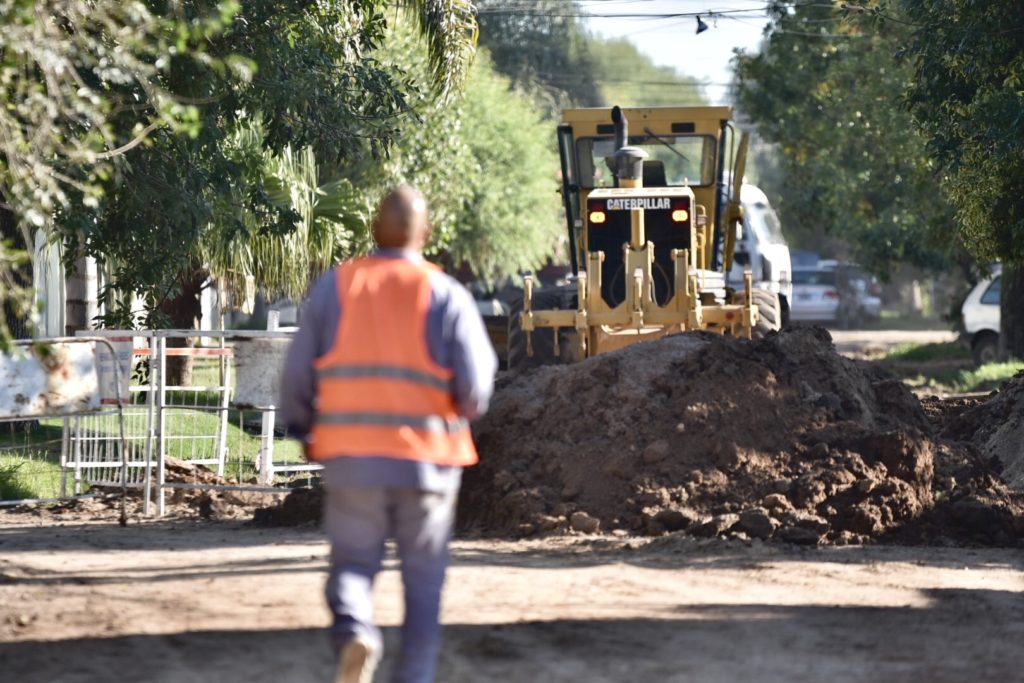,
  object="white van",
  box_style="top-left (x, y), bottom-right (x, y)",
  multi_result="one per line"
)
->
top-left (728, 184), bottom-right (794, 325)
top-left (962, 265), bottom-right (1001, 365)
